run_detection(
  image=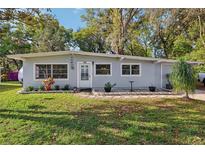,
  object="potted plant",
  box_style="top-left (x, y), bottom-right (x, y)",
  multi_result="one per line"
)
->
top-left (149, 84), bottom-right (156, 92)
top-left (42, 77), bottom-right (55, 91)
top-left (166, 74), bottom-right (173, 89)
top-left (104, 82), bottom-right (116, 92)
